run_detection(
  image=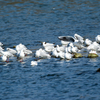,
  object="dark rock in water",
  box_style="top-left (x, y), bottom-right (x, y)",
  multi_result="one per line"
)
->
top-left (13, 46), bottom-right (16, 48)
top-left (96, 68), bottom-right (100, 72)
top-left (73, 53), bottom-right (82, 58)
top-left (87, 53), bottom-right (98, 58)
